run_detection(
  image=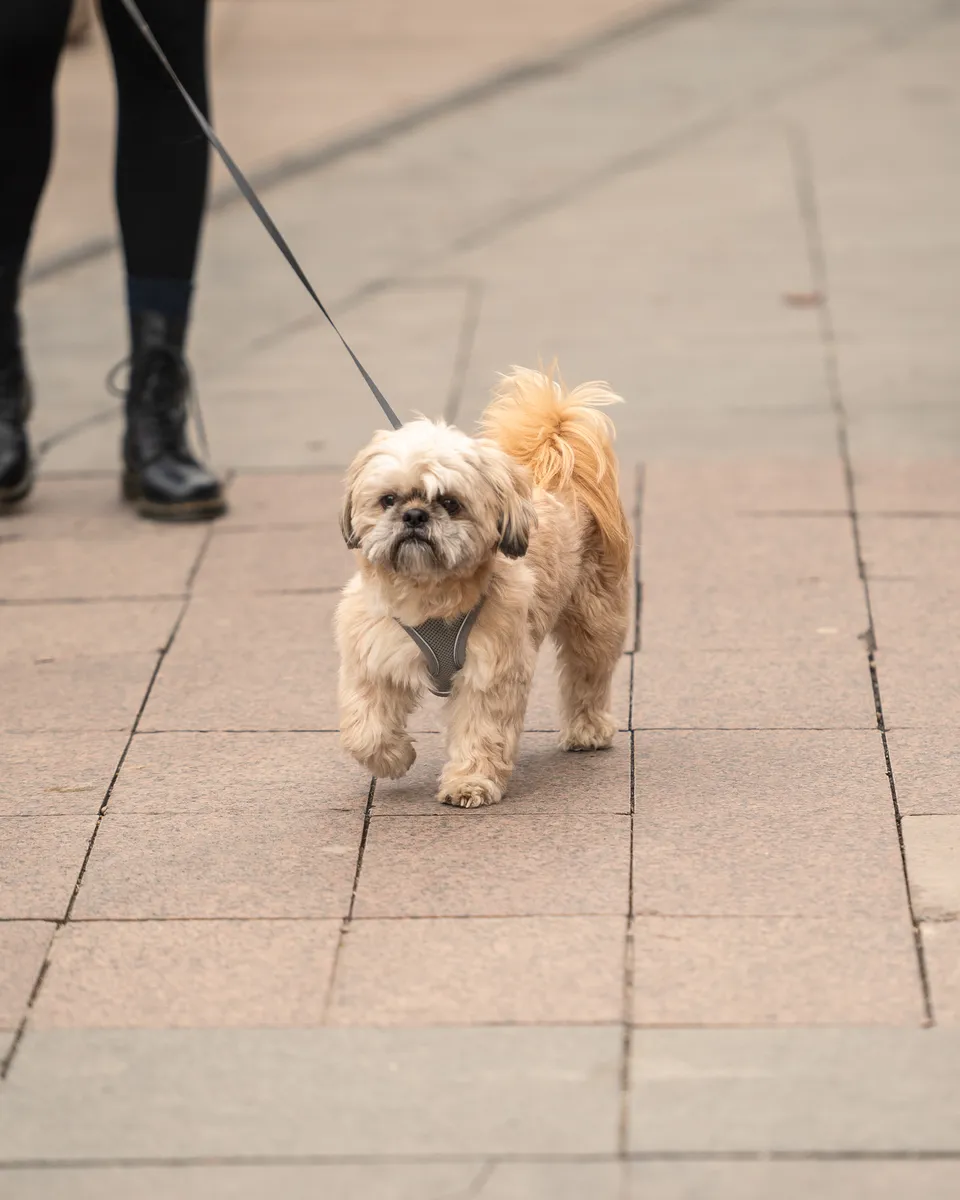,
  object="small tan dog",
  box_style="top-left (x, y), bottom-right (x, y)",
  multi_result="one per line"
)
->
top-left (335, 367), bottom-right (631, 807)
